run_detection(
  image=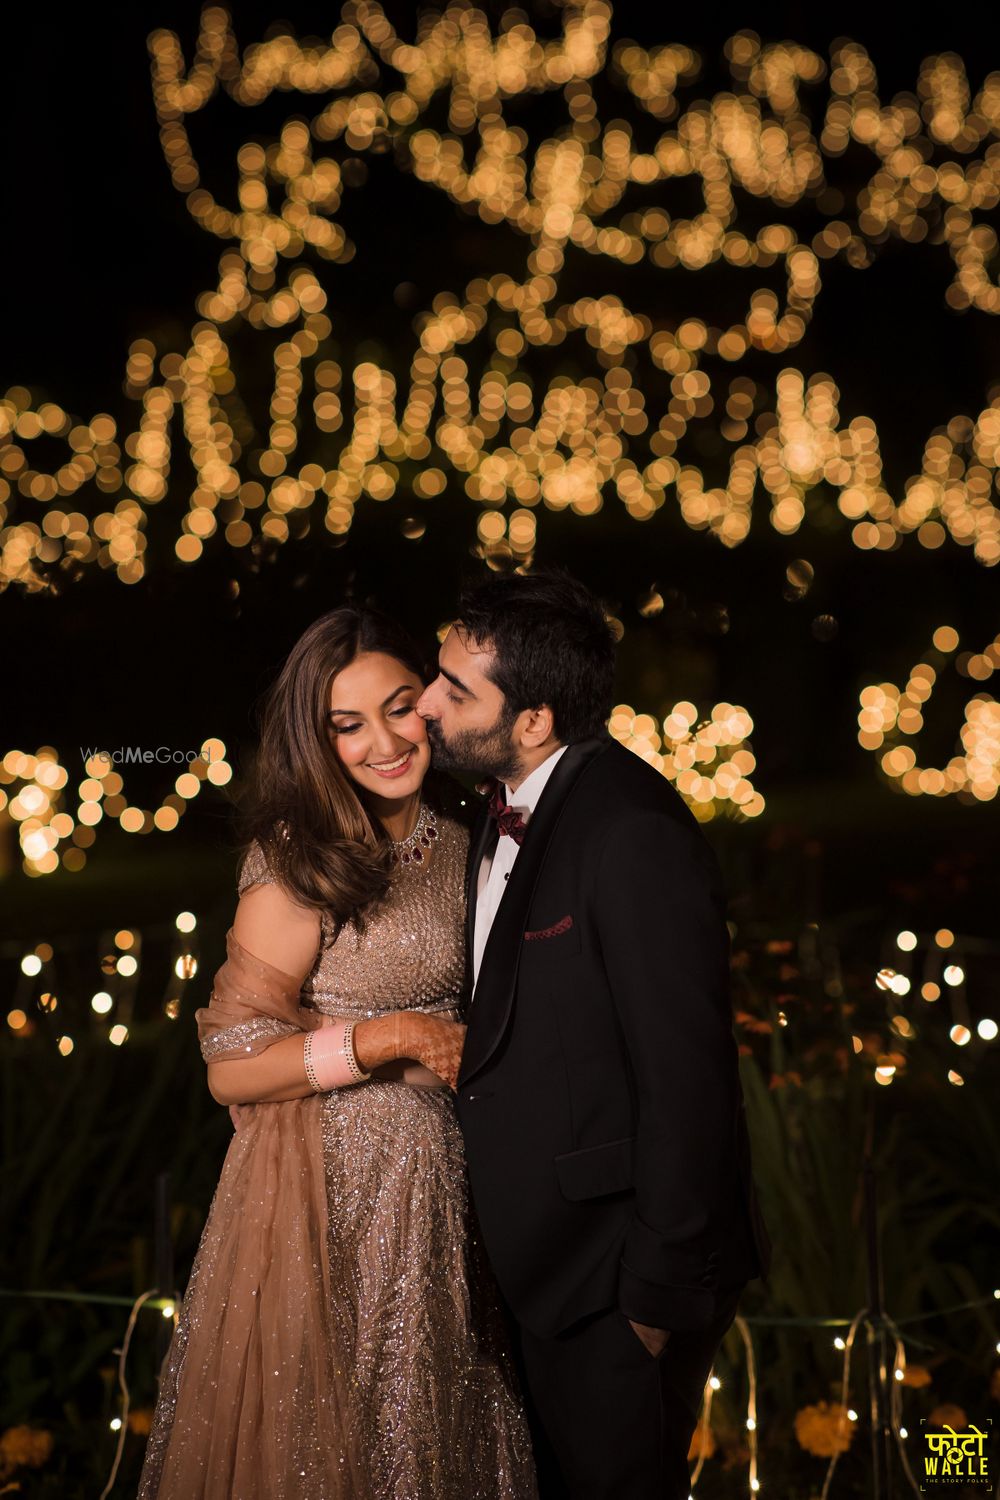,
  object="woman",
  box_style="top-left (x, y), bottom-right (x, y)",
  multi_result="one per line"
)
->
top-left (138, 607), bottom-right (538, 1499)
